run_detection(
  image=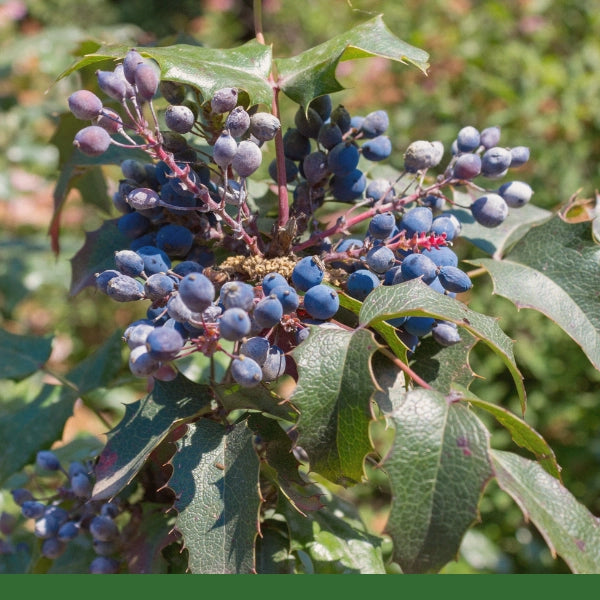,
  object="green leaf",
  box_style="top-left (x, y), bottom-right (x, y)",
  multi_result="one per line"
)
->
top-left (69, 218), bottom-right (132, 296)
top-left (470, 216), bottom-right (600, 370)
top-left (247, 413), bottom-right (324, 515)
top-left (410, 329), bottom-right (479, 393)
top-left (255, 520), bottom-right (296, 574)
top-left (0, 384), bottom-right (76, 486)
top-left (58, 40), bottom-right (273, 107)
top-left (491, 450), bottom-right (600, 574)
top-left (121, 503), bottom-right (179, 574)
top-left (275, 15), bottom-right (429, 108)
top-left (170, 418), bottom-right (260, 574)
top-left (290, 326), bottom-right (381, 485)
top-left (64, 328), bottom-right (124, 395)
top-left (455, 386), bottom-right (561, 479)
top-left (281, 484), bottom-right (386, 574)
top-left (450, 190), bottom-right (553, 259)
top-left (382, 388), bottom-right (493, 574)
top-left (92, 373), bottom-right (212, 500)
top-left (0, 328), bottom-right (53, 381)
top-left (359, 278), bottom-right (527, 414)
top-left (0, 331), bottom-right (126, 485)
top-left (212, 382), bottom-right (298, 423)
